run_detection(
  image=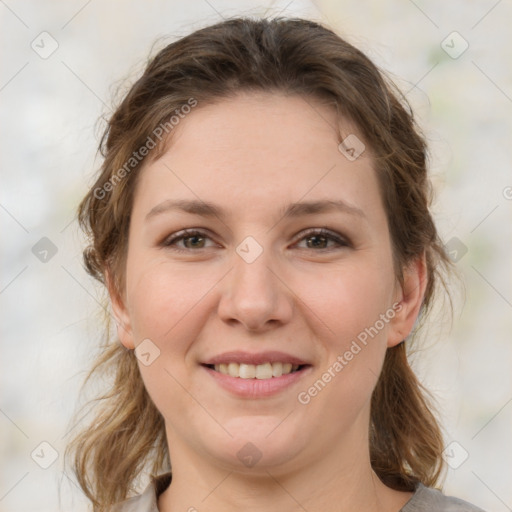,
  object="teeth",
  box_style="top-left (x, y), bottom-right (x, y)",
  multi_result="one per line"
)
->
top-left (272, 362), bottom-right (283, 377)
top-left (213, 362), bottom-right (301, 379)
top-left (255, 363), bottom-right (271, 379)
top-left (239, 363), bottom-right (256, 379)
